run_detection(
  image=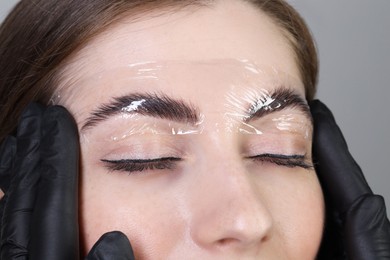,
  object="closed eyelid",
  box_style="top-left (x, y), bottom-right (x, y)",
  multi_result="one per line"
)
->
top-left (236, 112), bottom-right (312, 137)
top-left (101, 157), bottom-right (182, 163)
top-left (101, 157), bottom-right (182, 173)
